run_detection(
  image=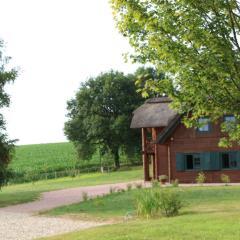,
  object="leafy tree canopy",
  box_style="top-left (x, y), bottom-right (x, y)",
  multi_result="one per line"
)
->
top-left (64, 70), bottom-right (144, 168)
top-left (0, 40), bottom-right (18, 187)
top-left (111, 0), bottom-right (240, 146)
